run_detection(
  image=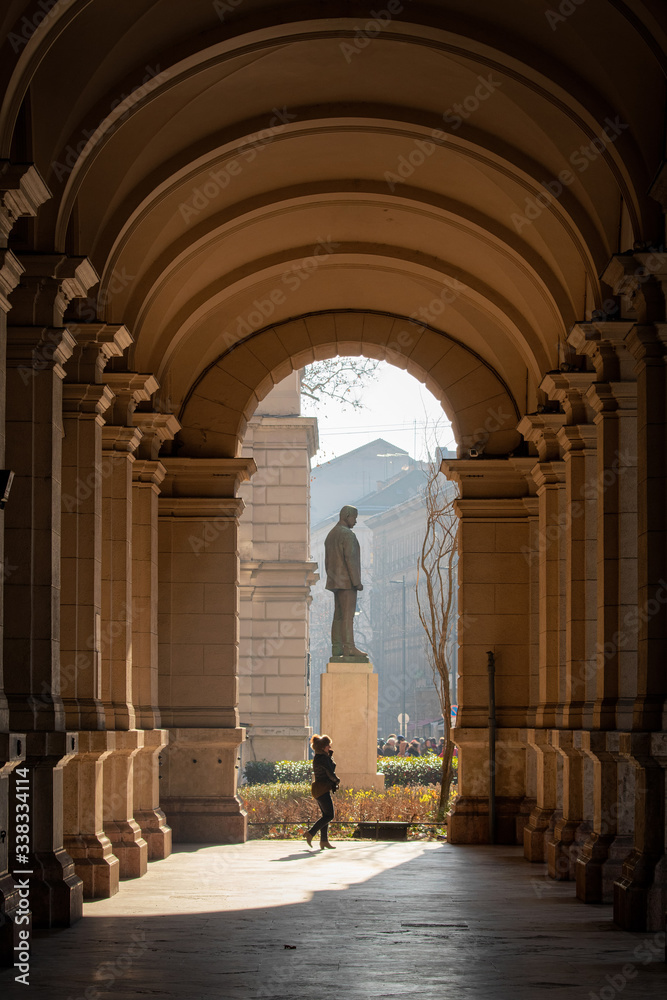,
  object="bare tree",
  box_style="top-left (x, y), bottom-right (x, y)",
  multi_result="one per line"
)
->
top-left (416, 456), bottom-right (458, 819)
top-left (300, 357), bottom-right (379, 409)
